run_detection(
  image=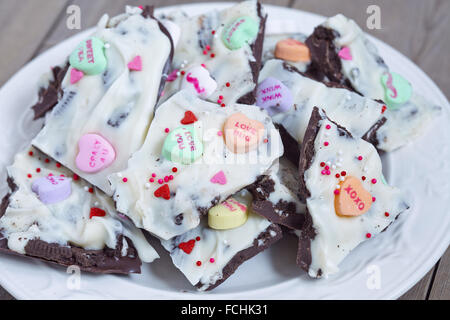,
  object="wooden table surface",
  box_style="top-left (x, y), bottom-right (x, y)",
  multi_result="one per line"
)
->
top-left (0, 0), bottom-right (448, 300)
